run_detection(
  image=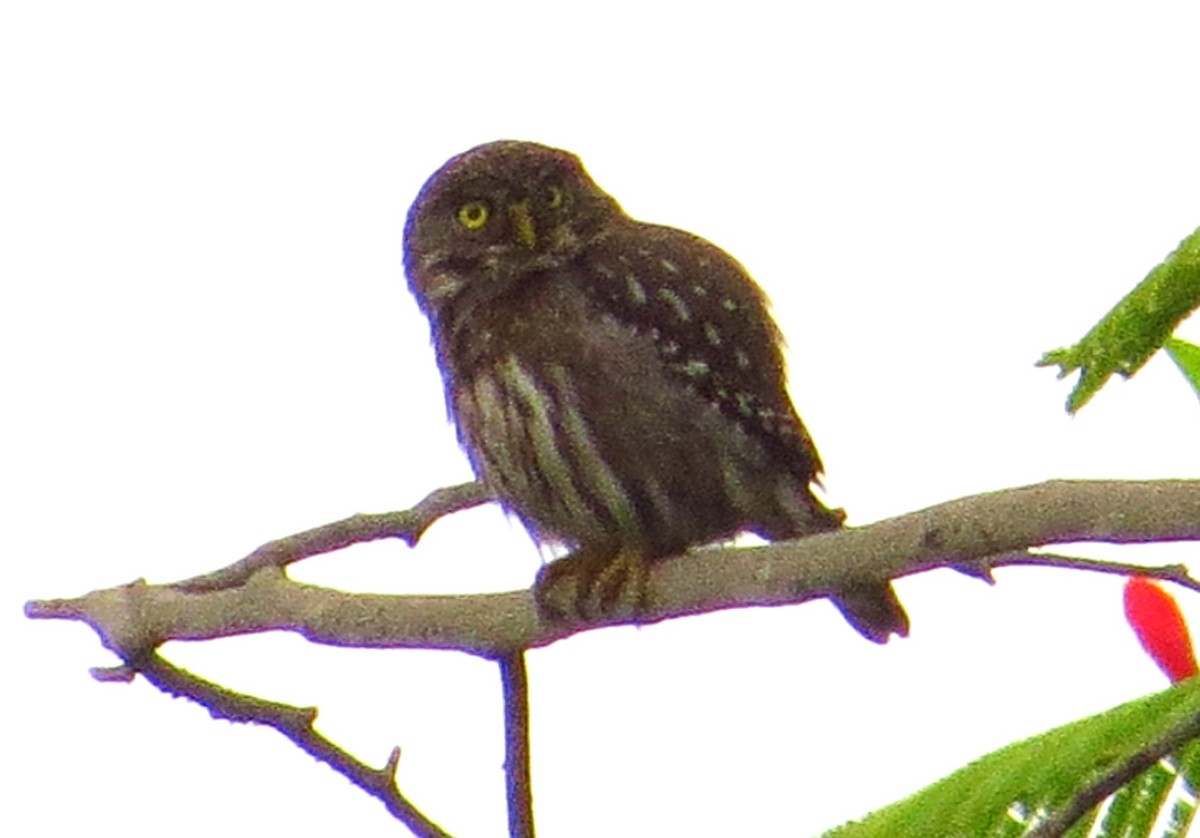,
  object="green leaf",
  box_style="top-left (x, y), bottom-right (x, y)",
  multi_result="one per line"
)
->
top-left (1166, 337), bottom-right (1200, 403)
top-left (1161, 737), bottom-right (1200, 837)
top-left (1094, 758), bottom-right (1174, 837)
top-left (1038, 226), bottom-right (1200, 413)
top-left (822, 677), bottom-right (1200, 838)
